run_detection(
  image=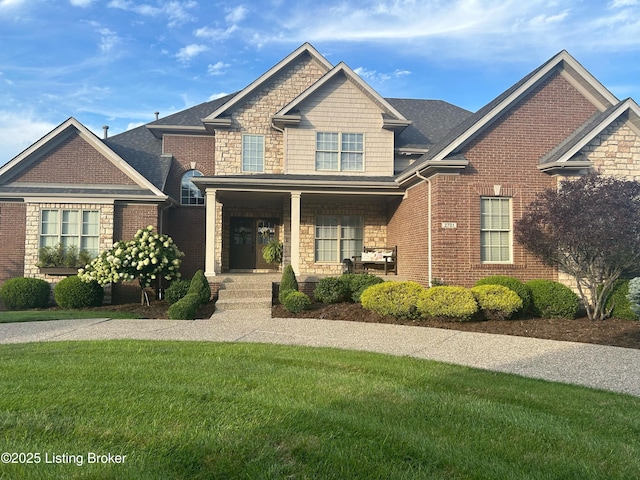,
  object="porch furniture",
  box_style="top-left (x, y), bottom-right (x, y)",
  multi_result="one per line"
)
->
top-left (352, 246), bottom-right (397, 275)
